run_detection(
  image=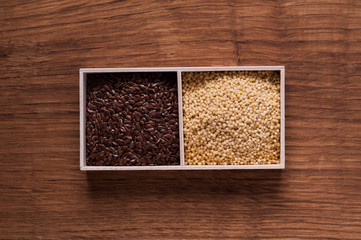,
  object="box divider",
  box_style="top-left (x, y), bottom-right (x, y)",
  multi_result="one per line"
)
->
top-left (177, 70), bottom-right (185, 166)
